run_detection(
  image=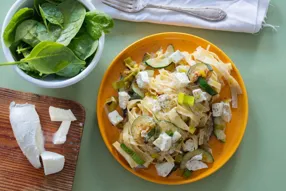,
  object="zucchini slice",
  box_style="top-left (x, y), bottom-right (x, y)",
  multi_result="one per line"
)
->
top-left (214, 117), bottom-right (226, 142)
top-left (131, 116), bottom-right (157, 142)
top-left (188, 63), bottom-right (213, 83)
top-left (157, 120), bottom-right (178, 133)
top-left (145, 57), bottom-right (171, 69)
top-left (165, 44), bottom-right (175, 57)
top-left (197, 77), bottom-right (217, 96)
top-left (145, 45), bottom-right (175, 69)
top-left (131, 82), bottom-right (145, 98)
top-left (214, 129), bottom-right (226, 143)
top-left (180, 149), bottom-right (214, 169)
